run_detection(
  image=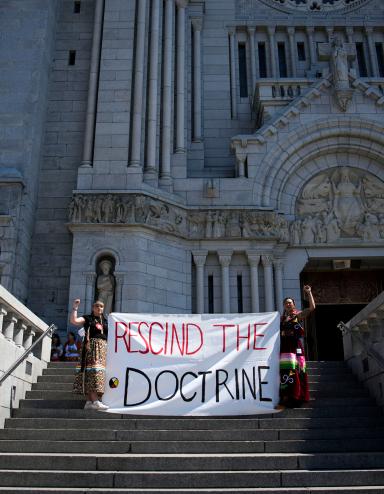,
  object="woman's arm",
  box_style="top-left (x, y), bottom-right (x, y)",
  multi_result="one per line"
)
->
top-left (298, 285), bottom-right (316, 320)
top-left (70, 299), bottom-right (86, 326)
